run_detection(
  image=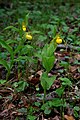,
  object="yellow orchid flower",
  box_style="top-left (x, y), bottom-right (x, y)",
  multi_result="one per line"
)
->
top-left (22, 22), bottom-right (26, 31)
top-left (22, 26), bottom-right (26, 31)
top-left (25, 33), bottom-right (32, 40)
top-left (56, 36), bottom-right (62, 44)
